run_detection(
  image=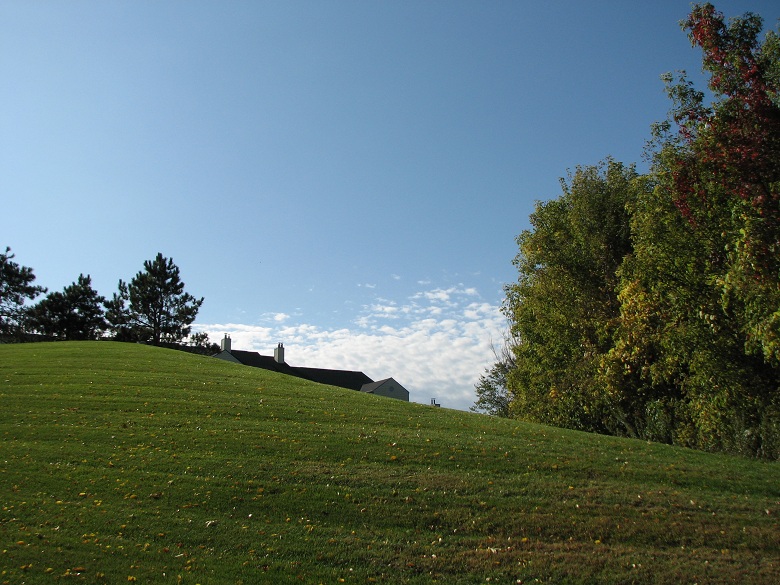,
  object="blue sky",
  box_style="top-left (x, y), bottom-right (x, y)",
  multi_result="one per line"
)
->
top-left (2, 1), bottom-right (777, 410)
